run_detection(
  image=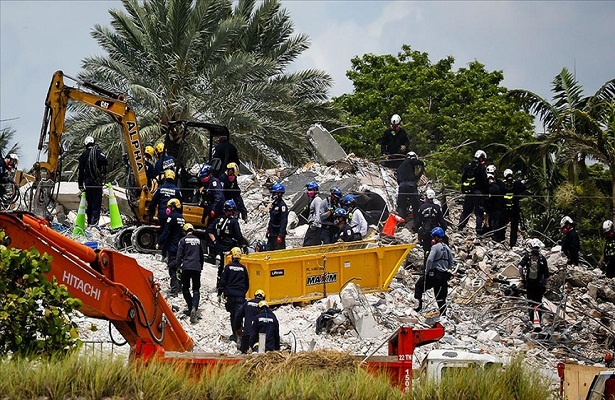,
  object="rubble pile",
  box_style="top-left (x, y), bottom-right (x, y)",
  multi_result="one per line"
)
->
top-left (59, 157), bottom-right (613, 385)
